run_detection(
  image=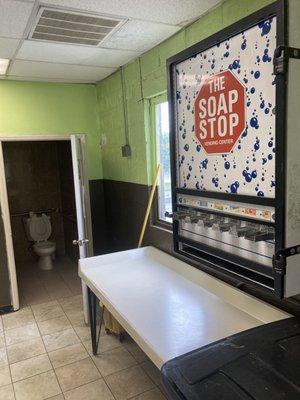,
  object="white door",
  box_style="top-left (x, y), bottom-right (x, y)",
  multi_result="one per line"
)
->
top-left (0, 142), bottom-right (19, 311)
top-left (71, 134), bottom-right (94, 323)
